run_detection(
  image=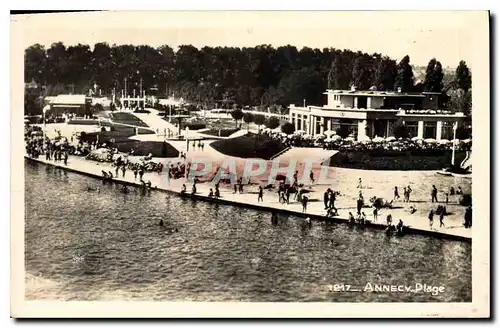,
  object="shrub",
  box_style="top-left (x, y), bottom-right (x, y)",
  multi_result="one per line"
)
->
top-left (254, 114), bottom-right (266, 130)
top-left (266, 117), bottom-right (280, 130)
top-left (335, 125), bottom-right (351, 139)
top-left (243, 112), bottom-right (254, 130)
top-left (281, 122), bottom-right (295, 135)
top-left (185, 123), bottom-right (207, 130)
top-left (393, 123), bottom-right (410, 139)
top-left (230, 109), bottom-right (244, 127)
